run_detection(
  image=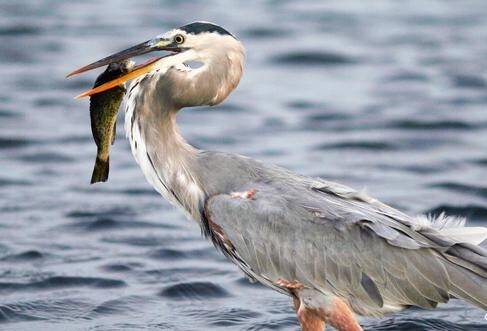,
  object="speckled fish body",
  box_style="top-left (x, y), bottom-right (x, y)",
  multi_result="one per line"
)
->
top-left (89, 60), bottom-right (134, 184)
